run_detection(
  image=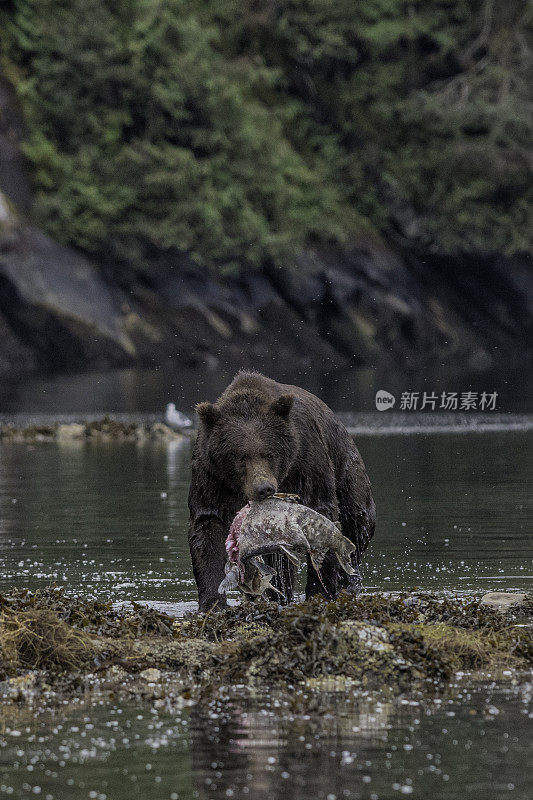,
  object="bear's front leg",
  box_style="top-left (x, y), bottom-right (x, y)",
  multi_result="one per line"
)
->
top-left (188, 512), bottom-right (228, 612)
